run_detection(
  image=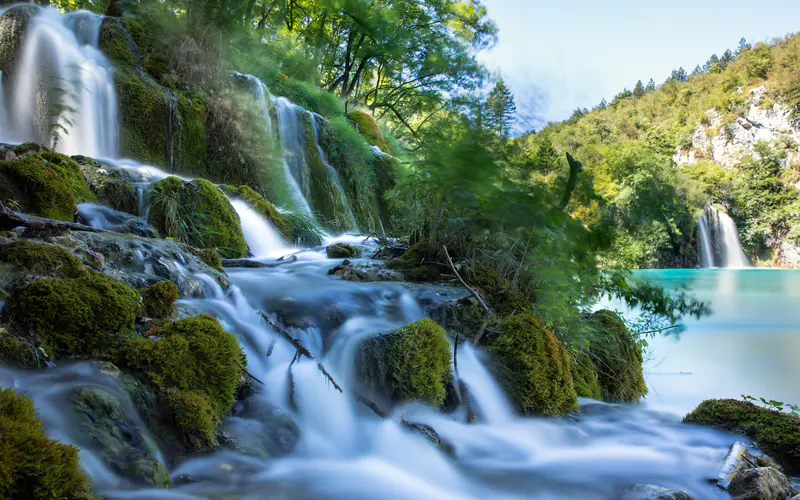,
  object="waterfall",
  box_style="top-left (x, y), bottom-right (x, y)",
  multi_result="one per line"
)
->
top-left (7, 8), bottom-right (118, 158)
top-left (697, 206), bottom-right (751, 269)
top-left (230, 198), bottom-right (295, 259)
top-left (273, 96), bottom-right (312, 199)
